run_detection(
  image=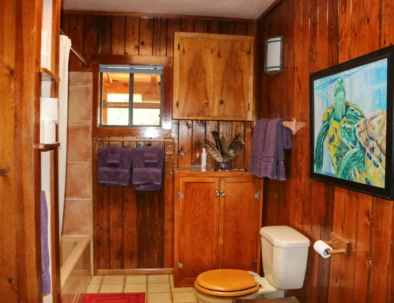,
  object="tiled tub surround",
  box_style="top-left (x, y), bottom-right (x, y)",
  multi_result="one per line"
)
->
top-left (63, 72), bottom-right (93, 236)
top-left (61, 236), bottom-right (92, 302)
top-left (86, 274), bottom-right (197, 303)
